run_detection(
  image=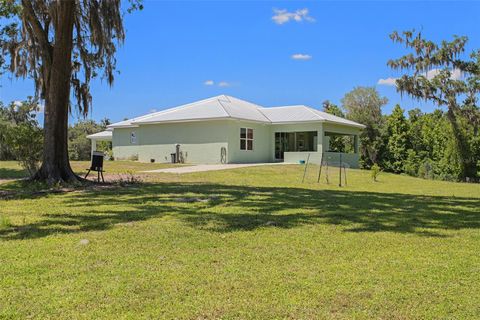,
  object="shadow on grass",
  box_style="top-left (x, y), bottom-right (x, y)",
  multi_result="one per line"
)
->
top-left (1, 182), bottom-right (479, 240)
top-left (0, 167), bottom-right (27, 179)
